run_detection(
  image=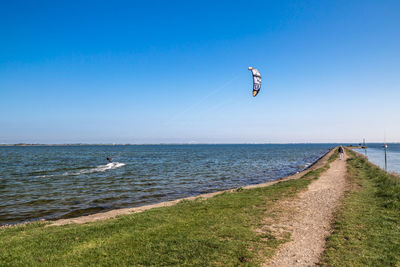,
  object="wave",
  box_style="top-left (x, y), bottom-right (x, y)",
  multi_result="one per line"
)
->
top-left (36, 162), bottom-right (126, 178)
